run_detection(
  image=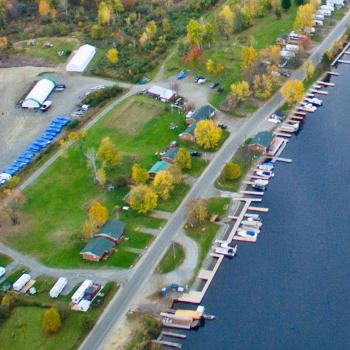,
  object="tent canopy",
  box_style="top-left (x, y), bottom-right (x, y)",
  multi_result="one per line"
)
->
top-left (66, 44), bottom-right (96, 73)
top-left (22, 78), bottom-right (56, 109)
